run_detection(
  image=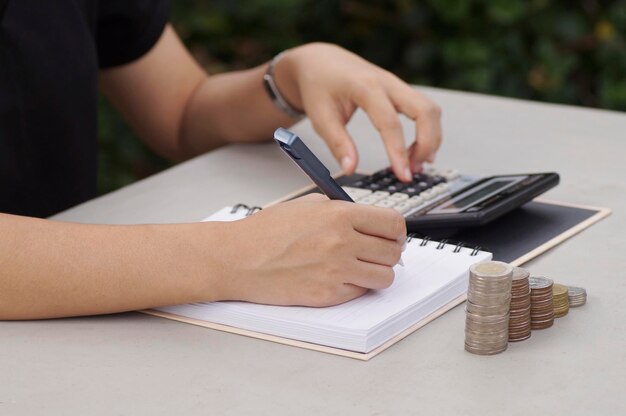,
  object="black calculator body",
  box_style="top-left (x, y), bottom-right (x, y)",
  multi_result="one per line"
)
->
top-left (338, 168), bottom-right (560, 232)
